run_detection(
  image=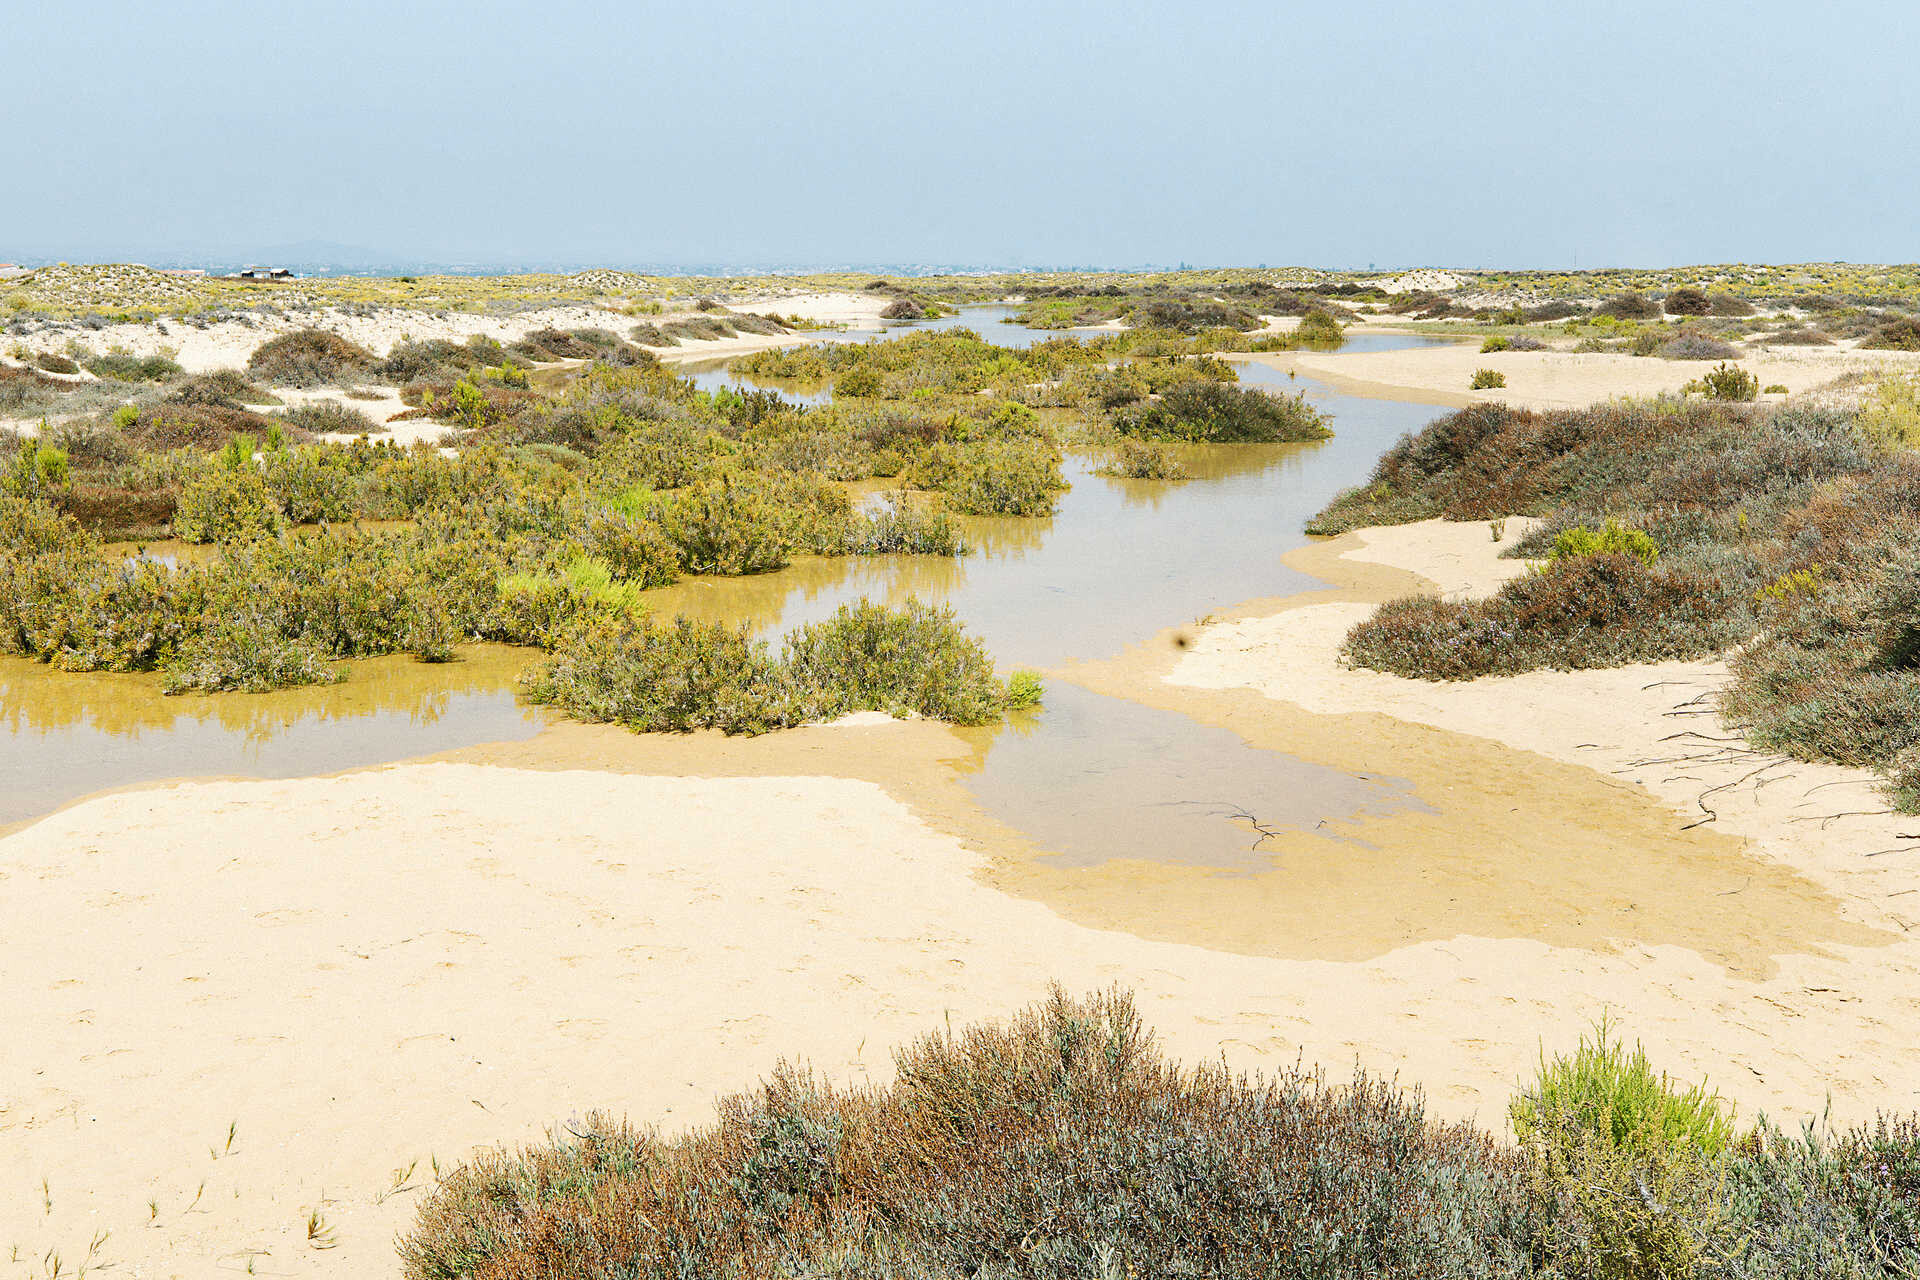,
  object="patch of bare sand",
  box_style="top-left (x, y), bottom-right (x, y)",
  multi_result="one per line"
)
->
top-left (0, 755), bottom-right (1664, 1280)
top-left (1253, 336), bottom-right (1920, 411)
